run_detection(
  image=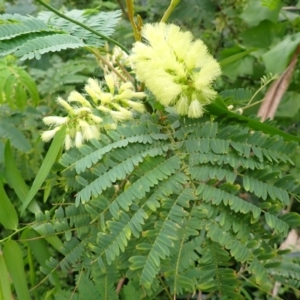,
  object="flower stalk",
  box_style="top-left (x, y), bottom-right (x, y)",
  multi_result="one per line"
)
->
top-left (161, 0), bottom-right (182, 22)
